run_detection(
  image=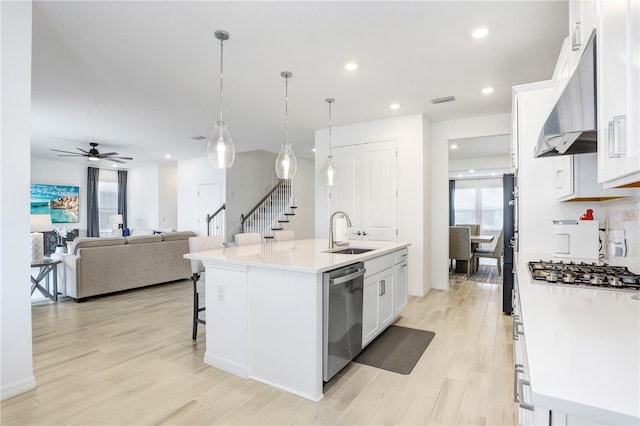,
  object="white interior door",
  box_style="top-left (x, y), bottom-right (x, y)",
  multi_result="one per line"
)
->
top-left (361, 140), bottom-right (397, 241)
top-left (331, 145), bottom-right (361, 239)
top-left (197, 183), bottom-right (222, 236)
